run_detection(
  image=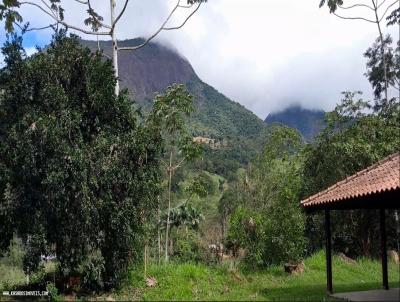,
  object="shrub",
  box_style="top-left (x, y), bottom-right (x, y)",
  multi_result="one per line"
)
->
top-left (225, 126), bottom-right (306, 268)
top-left (173, 231), bottom-right (202, 263)
top-left (46, 282), bottom-right (61, 302)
